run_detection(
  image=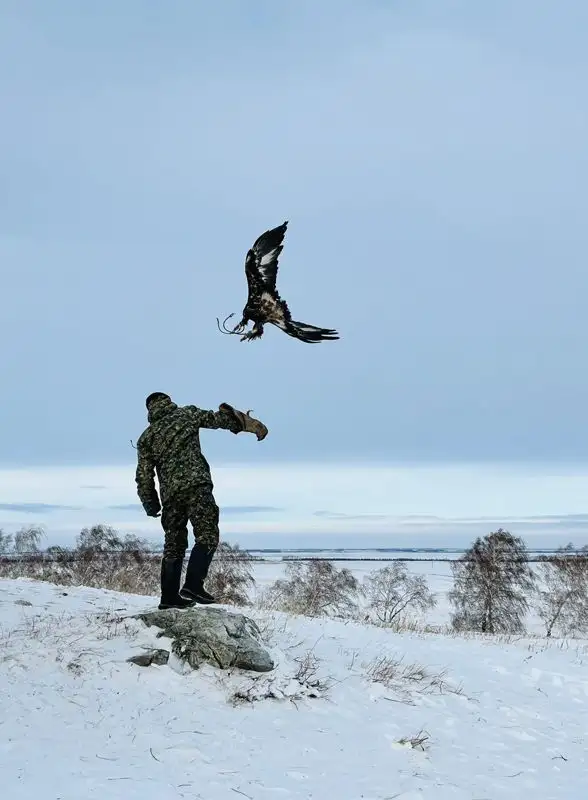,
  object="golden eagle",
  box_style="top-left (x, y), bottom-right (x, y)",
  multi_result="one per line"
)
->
top-left (217, 221), bottom-right (339, 343)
